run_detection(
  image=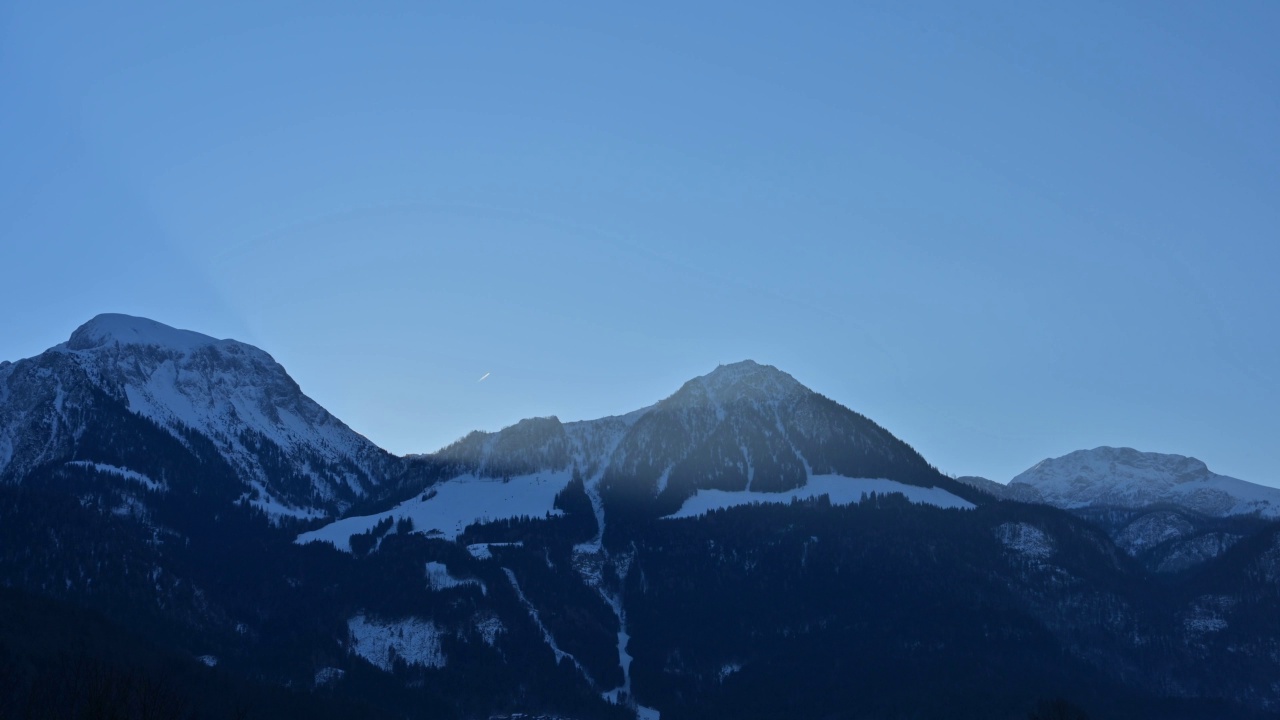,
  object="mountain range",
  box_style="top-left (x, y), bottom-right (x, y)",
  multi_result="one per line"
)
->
top-left (3, 314), bottom-right (1280, 720)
